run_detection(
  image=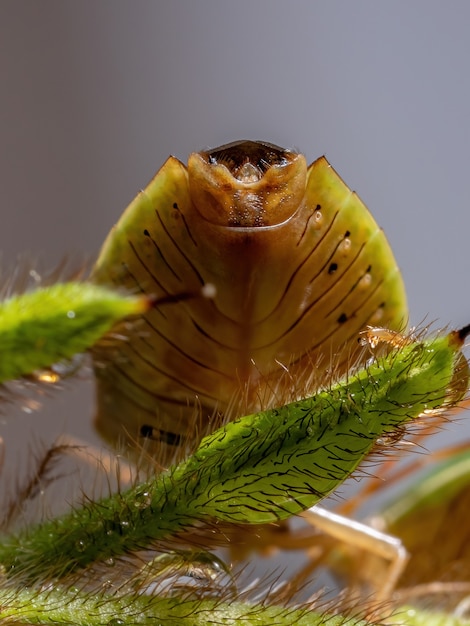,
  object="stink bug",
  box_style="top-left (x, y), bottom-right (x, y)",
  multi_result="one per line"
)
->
top-left (91, 140), bottom-right (407, 464)
top-left (0, 142), bottom-right (468, 625)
